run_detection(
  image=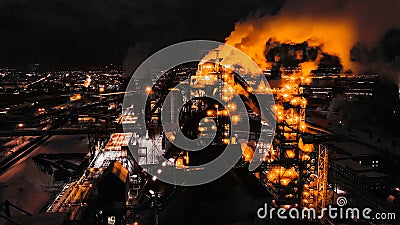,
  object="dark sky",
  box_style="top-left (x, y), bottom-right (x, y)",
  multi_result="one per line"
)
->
top-left (0, 0), bottom-right (283, 68)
